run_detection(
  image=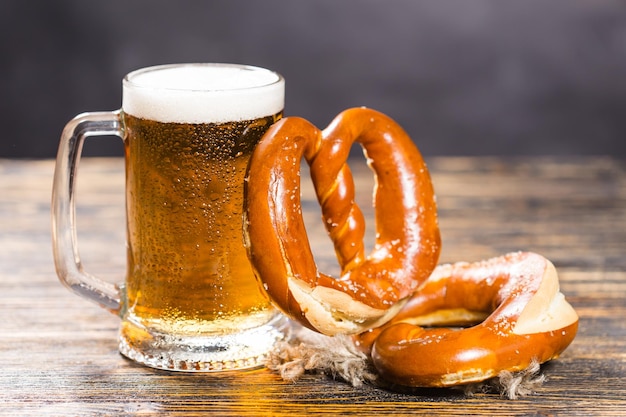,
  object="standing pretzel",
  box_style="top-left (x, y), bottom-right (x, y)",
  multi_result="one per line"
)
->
top-left (244, 107), bottom-right (441, 335)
